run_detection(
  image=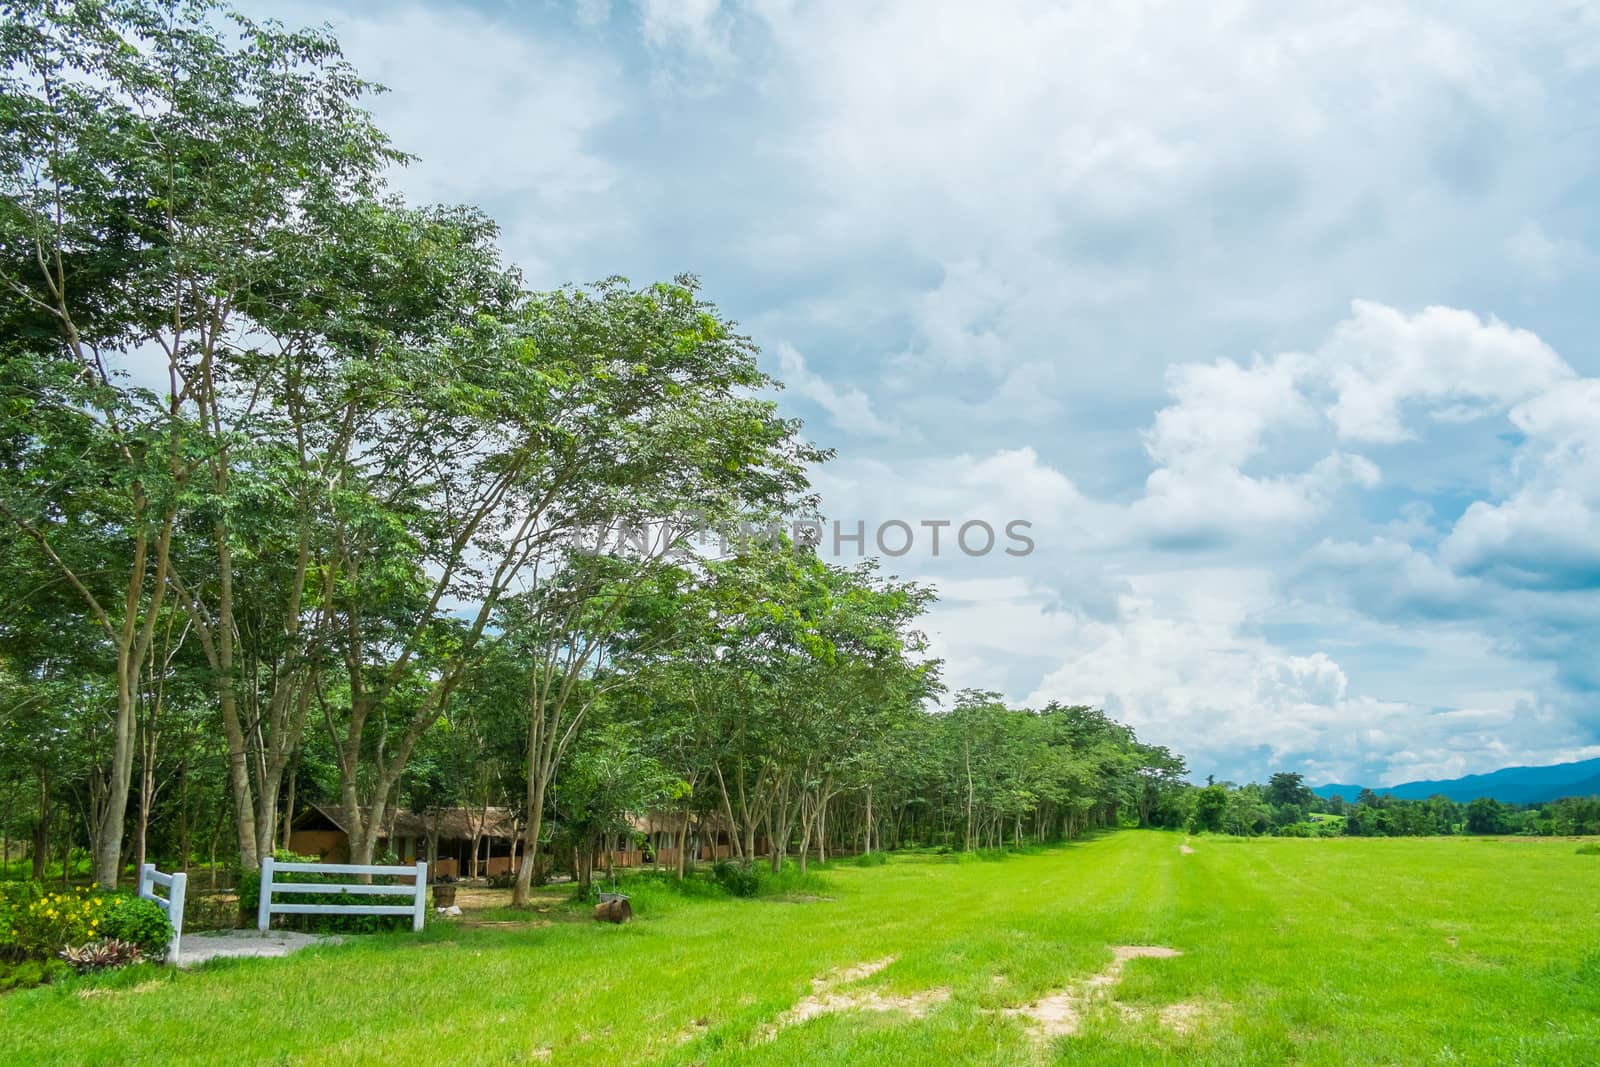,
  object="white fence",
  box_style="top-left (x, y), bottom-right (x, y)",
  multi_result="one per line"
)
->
top-left (137, 863), bottom-right (188, 965)
top-left (256, 857), bottom-right (430, 934)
